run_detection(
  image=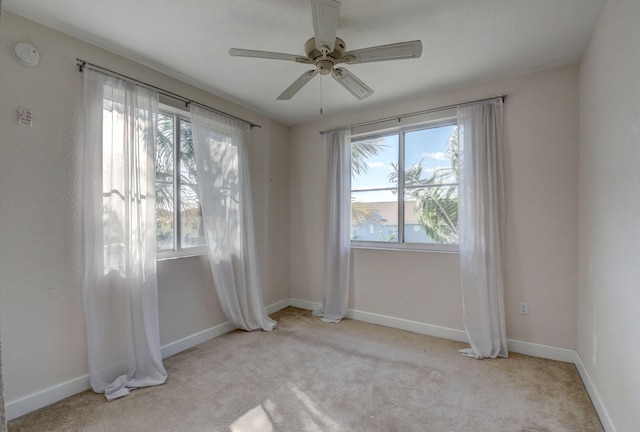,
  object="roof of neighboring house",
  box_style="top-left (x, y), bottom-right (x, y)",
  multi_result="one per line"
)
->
top-left (354, 201), bottom-right (420, 225)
